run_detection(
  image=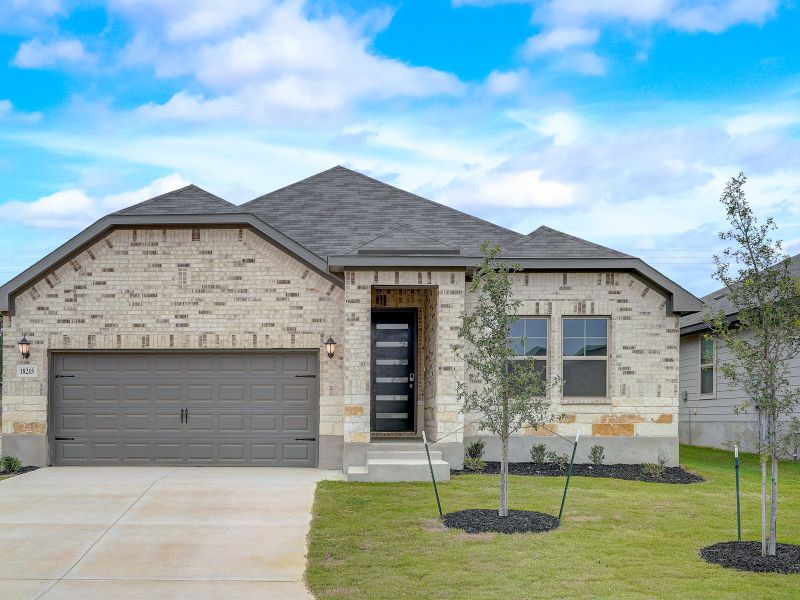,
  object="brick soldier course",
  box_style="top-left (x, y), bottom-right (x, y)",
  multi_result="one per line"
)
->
top-left (0, 166), bottom-right (701, 475)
